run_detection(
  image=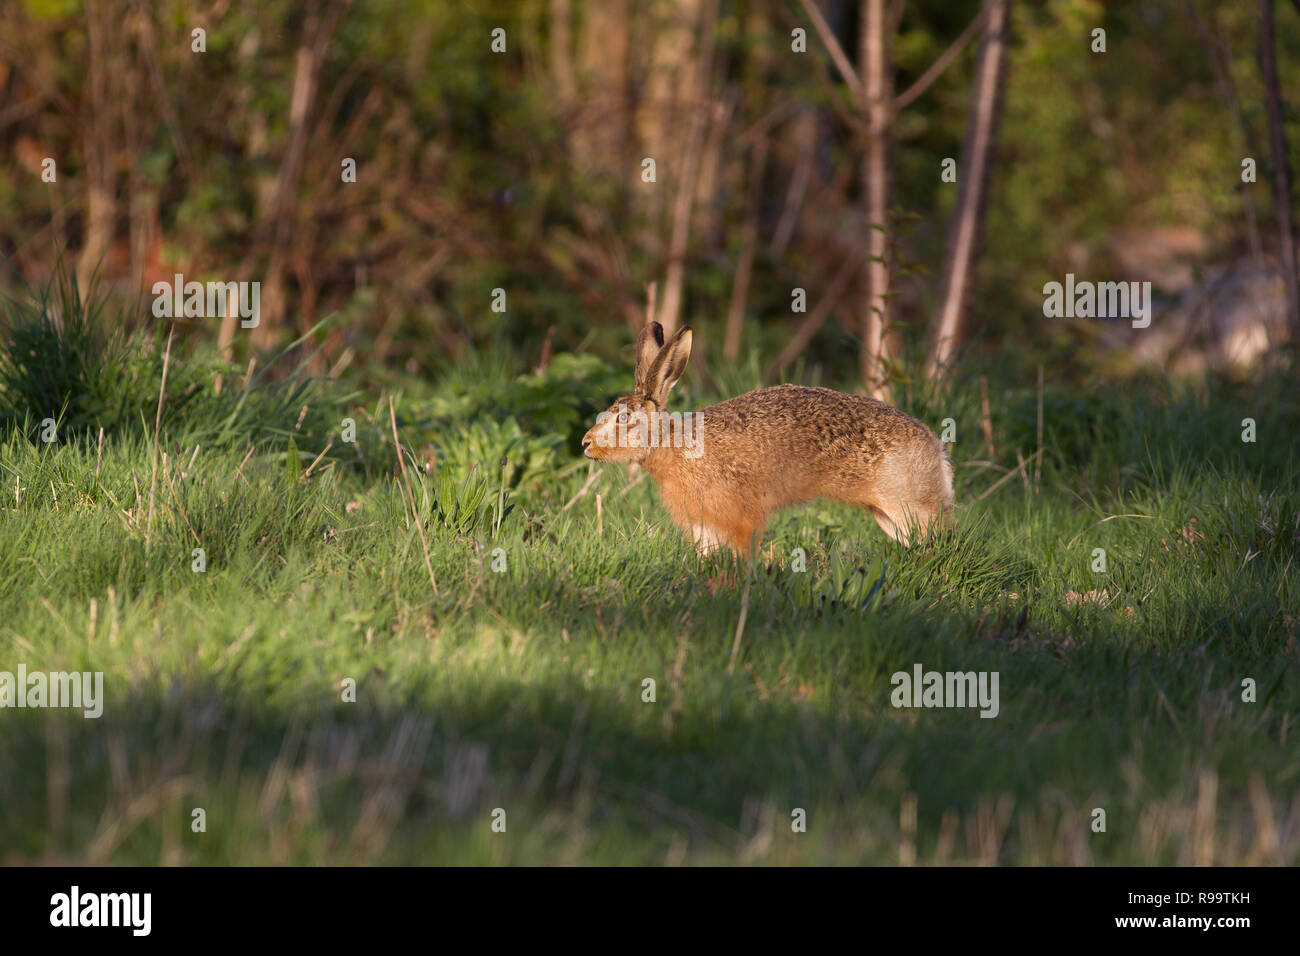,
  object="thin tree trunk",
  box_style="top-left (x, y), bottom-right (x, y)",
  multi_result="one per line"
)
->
top-left (254, 0), bottom-right (344, 347)
top-left (1258, 0), bottom-right (1300, 341)
top-left (571, 0), bottom-right (630, 176)
top-left (860, 0), bottom-right (892, 398)
top-left (656, 0), bottom-right (718, 336)
top-left (636, 0), bottom-right (703, 257)
top-left (122, 10), bottom-right (146, 294)
top-left (549, 0), bottom-right (576, 106)
top-left (695, 88), bottom-right (735, 251)
top-left (78, 0), bottom-right (116, 291)
top-left (926, 0), bottom-right (1010, 380)
top-left (771, 108), bottom-right (815, 256)
top-left (723, 139), bottom-right (767, 361)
